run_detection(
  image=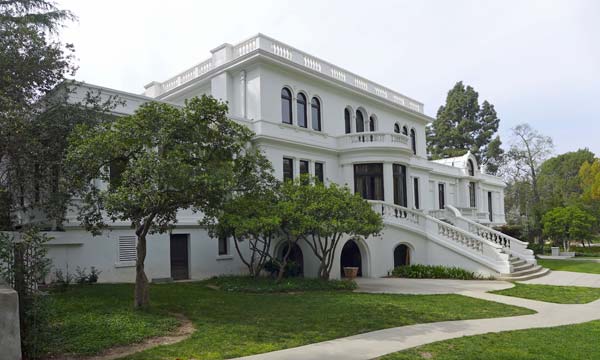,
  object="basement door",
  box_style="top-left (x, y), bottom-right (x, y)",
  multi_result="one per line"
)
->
top-left (170, 234), bottom-right (189, 280)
